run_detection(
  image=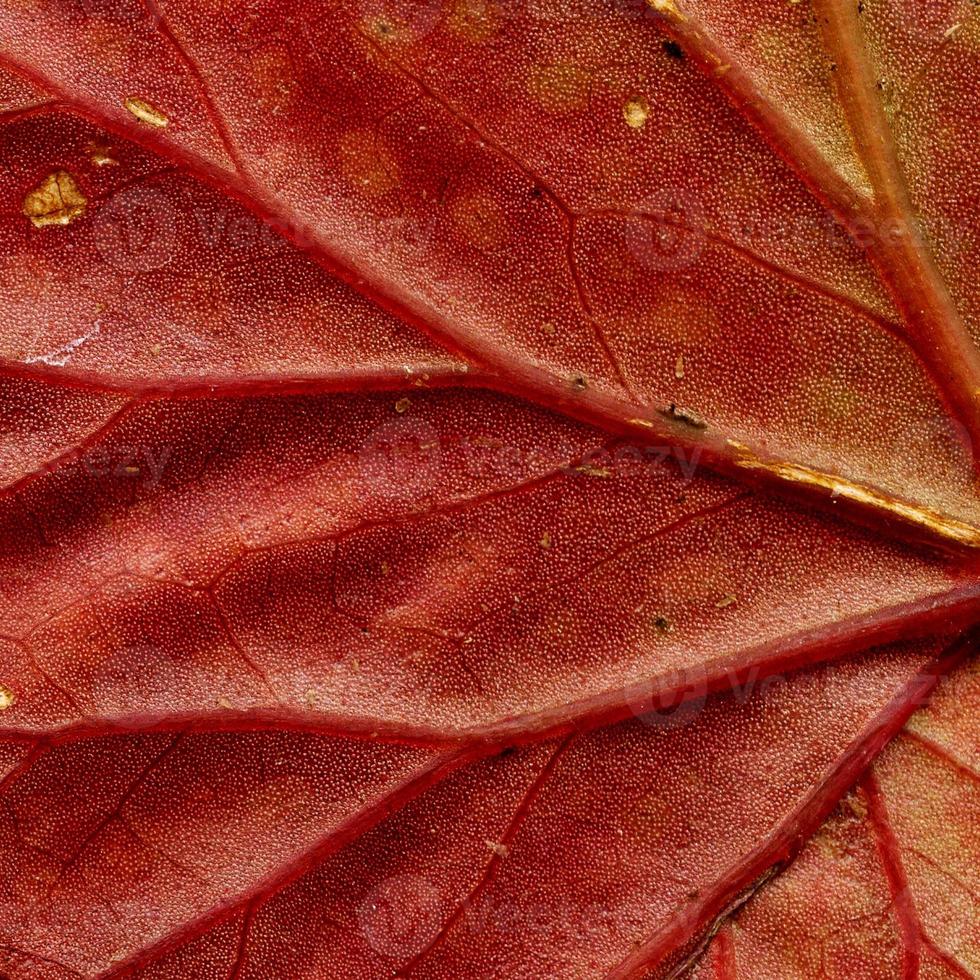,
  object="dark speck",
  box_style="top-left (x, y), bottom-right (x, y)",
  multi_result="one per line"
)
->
top-left (662, 40), bottom-right (684, 60)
